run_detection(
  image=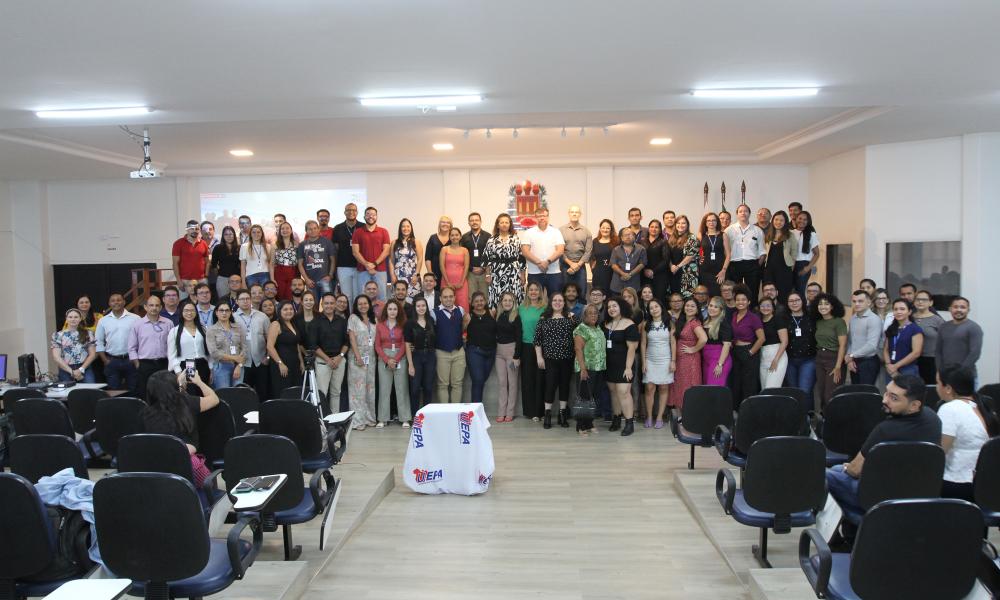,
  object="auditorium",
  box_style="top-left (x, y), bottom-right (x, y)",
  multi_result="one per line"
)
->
top-left (2, 3), bottom-right (1000, 599)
